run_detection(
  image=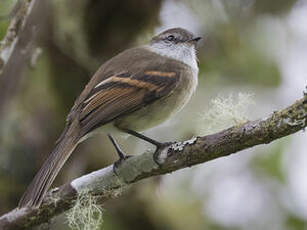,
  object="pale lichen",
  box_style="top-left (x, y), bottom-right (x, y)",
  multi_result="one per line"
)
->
top-left (48, 187), bottom-right (61, 207)
top-left (170, 137), bottom-right (198, 152)
top-left (66, 189), bottom-right (104, 230)
top-left (198, 92), bottom-right (254, 135)
top-left (283, 117), bottom-right (306, 127)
